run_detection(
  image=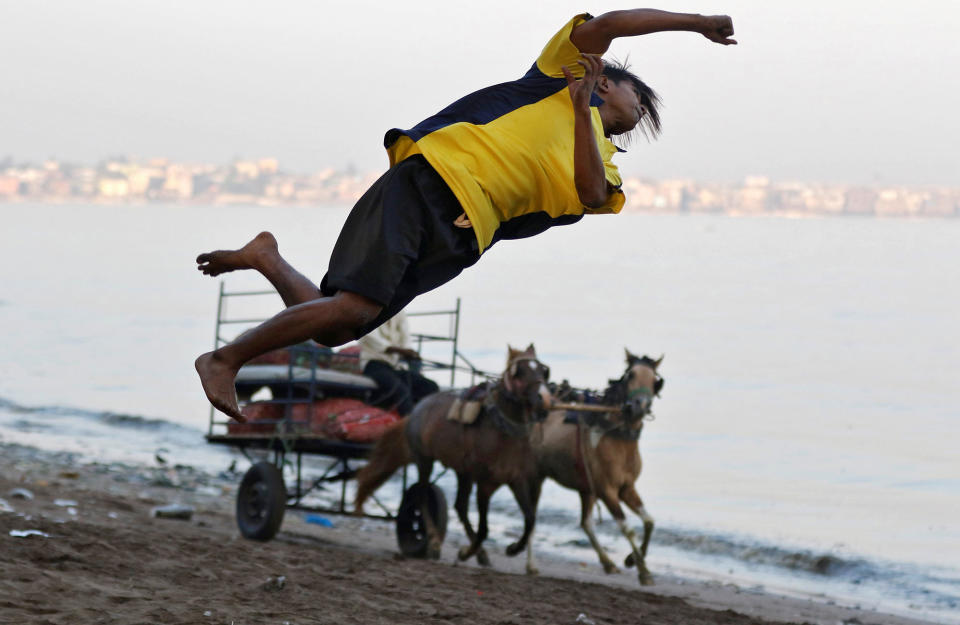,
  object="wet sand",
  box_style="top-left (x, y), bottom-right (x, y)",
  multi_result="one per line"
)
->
top-left (0, 444), bottom-right (938, 625)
